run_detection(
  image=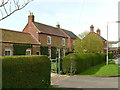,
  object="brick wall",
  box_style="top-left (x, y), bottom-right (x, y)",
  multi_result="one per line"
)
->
top-left (2, 43), bottom-right (13, 56)
top-left (39, 34), bottom-right (68, 49)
